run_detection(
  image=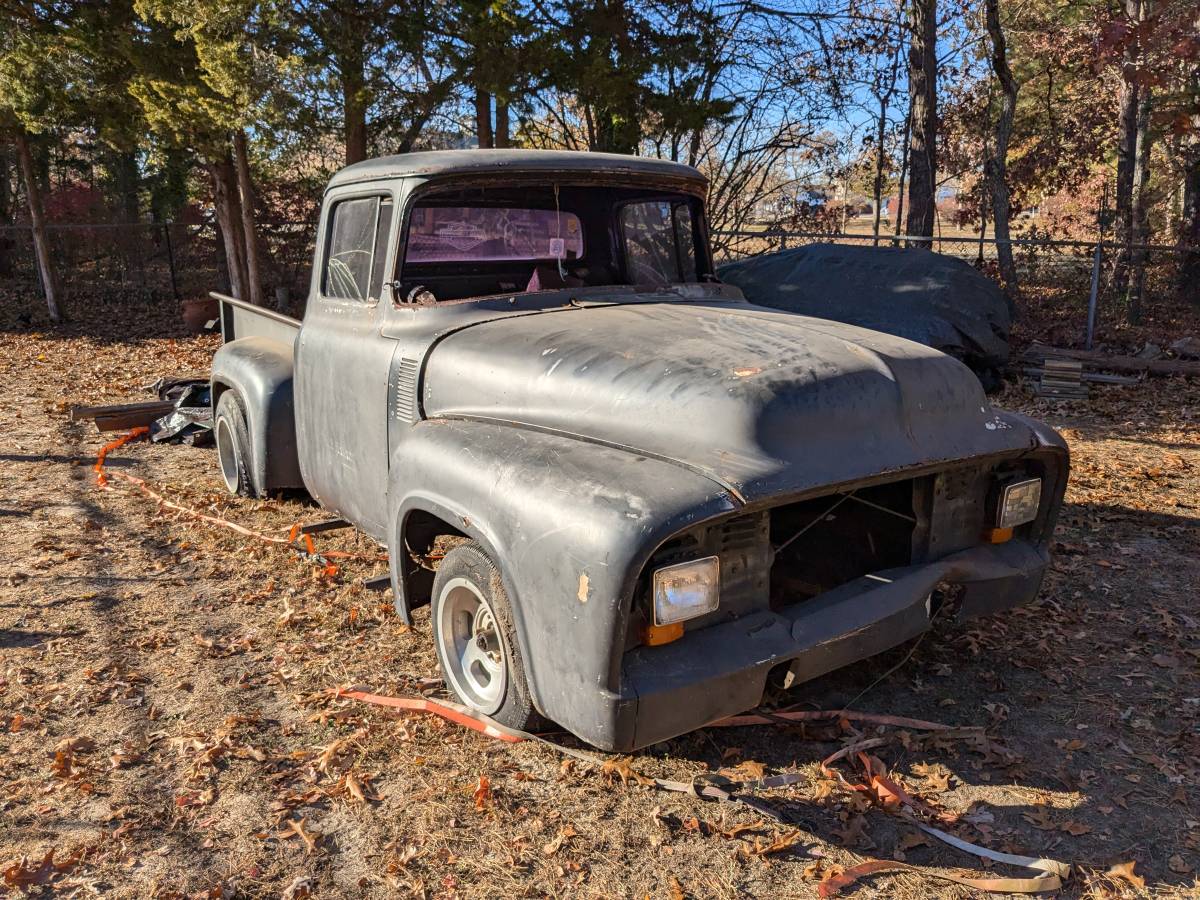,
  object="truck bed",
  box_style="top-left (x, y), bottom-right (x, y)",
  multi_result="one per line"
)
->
top-left (212, 292), bottom-right (300, 347)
